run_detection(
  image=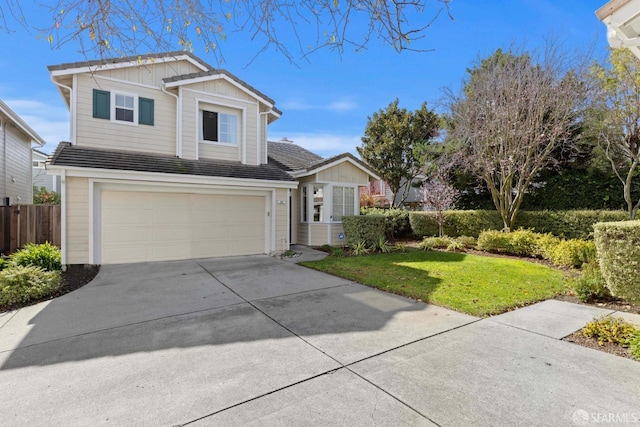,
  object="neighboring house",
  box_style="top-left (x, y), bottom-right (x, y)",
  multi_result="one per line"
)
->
top-left (268, 140), bottom-right (380, 246)
top-left (47, 52), bottom-right (378, 265)
top-left (361, 176), bottom-right (426, 209)
top-left (32, 149), bottom-right (60, 193)
top-left (0, 99), bottom-right (46, 205)
top-left (597, 0), bottom-right (640, 58)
